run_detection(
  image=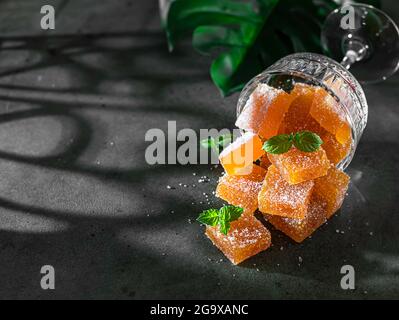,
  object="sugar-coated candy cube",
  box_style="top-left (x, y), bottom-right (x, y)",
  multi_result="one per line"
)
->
top-left (310, 88), bottom-right (351, 145)
top-left (206, 214), bottom-right (271, 265)
top-left (236, 84), bottom-right (295, 139)
top-left (321, 132), bottom-right (351, 165)
top-left (267, 147), bottom-right (331, 185)
top-left (219, 132), bottom-right (265, 175)
top-left (216, 164), bottom-right (267, 215)
top-left (278, 83), bottom-right (313, 130)
top-left (277, 84), bottom-right (350, 165)
top-left (258, 165), bottom-right (314, 219)
top-left (278, 84), bottom-right (326, 137)
top-left (313, 167), bottom-right (350, 218)
top-left (266, 194), bottom-right (327, 243)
